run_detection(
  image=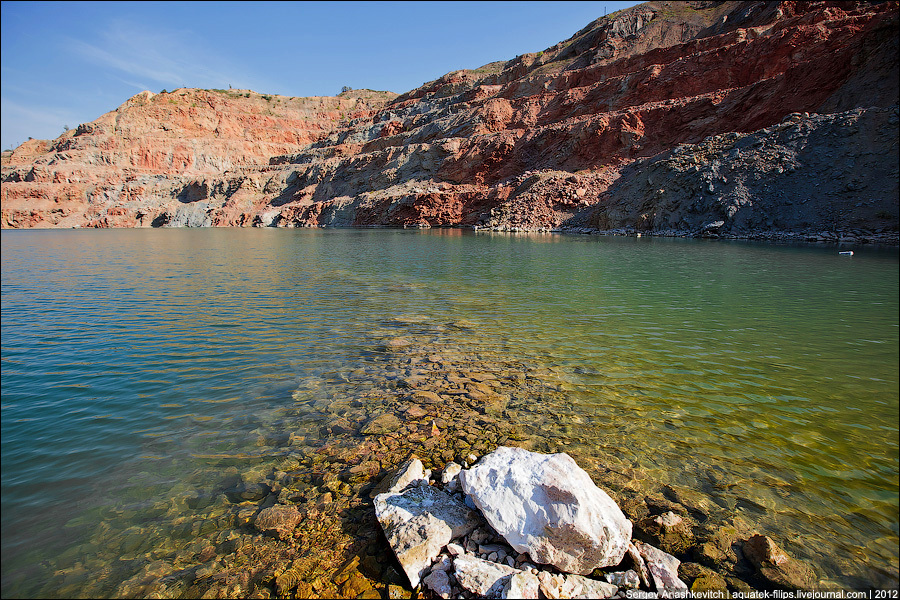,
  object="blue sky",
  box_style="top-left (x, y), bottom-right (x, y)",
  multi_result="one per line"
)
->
top-left (1, 1), bottom-right (640, 151)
